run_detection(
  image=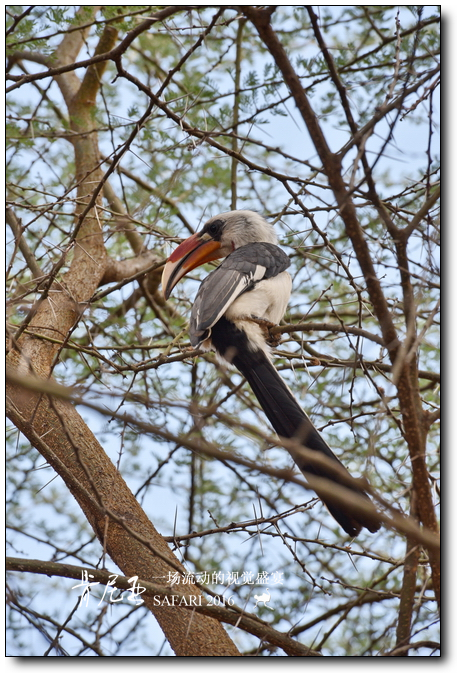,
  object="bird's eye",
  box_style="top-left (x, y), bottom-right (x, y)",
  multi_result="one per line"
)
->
top-left (204, 218), bottom-right (224, 239)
